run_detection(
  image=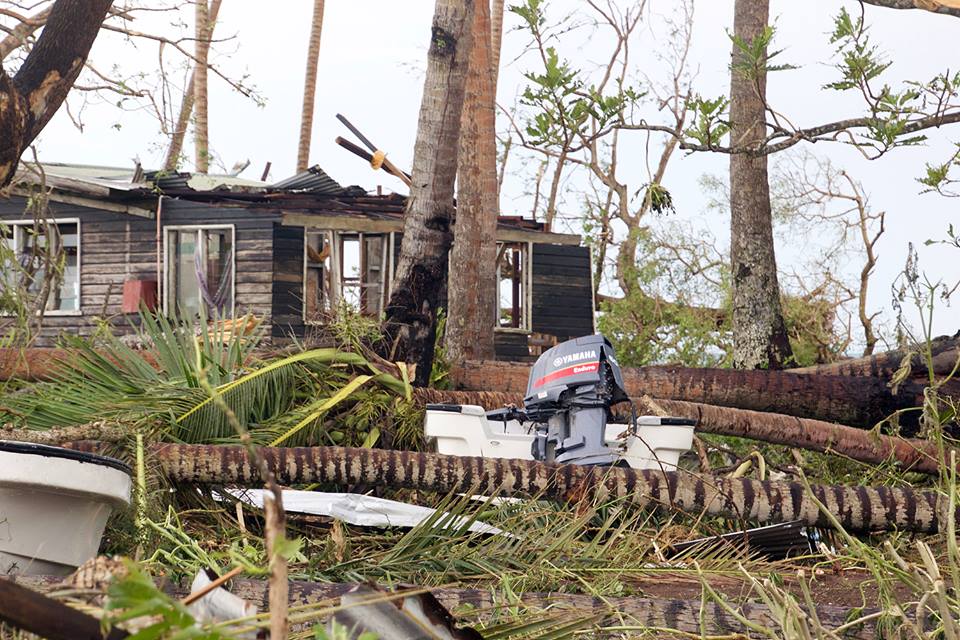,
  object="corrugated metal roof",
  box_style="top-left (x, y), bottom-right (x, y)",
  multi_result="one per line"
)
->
top-left (268, 165), bottom-right (344, 194)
